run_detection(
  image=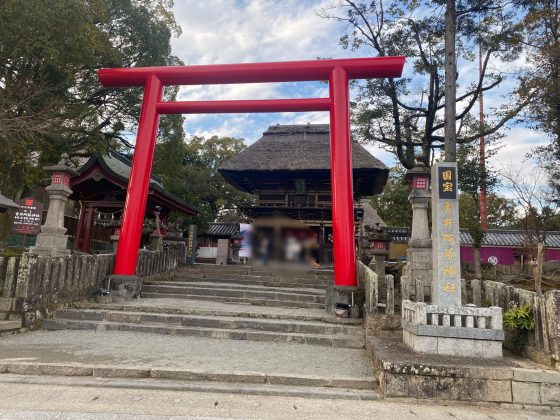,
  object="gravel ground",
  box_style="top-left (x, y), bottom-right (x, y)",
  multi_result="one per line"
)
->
top-left (0, 330), bottom-right (373, 378)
